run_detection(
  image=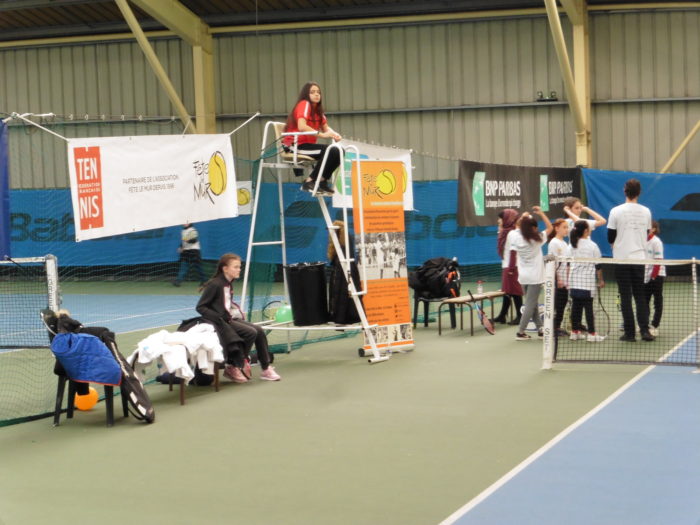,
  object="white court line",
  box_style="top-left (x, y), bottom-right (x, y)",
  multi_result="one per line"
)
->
top-left (438, 364), bottom-right (657, 525)
top-left (441, 329), bottom-right (700, 525)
